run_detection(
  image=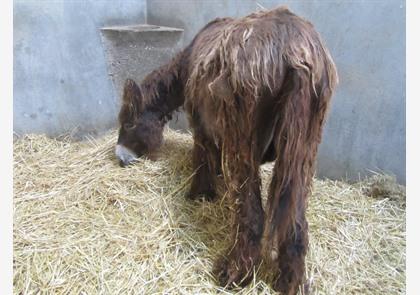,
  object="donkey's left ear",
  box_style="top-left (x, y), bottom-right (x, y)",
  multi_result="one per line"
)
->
top-left (121, 79), bottom-right (143, 119)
